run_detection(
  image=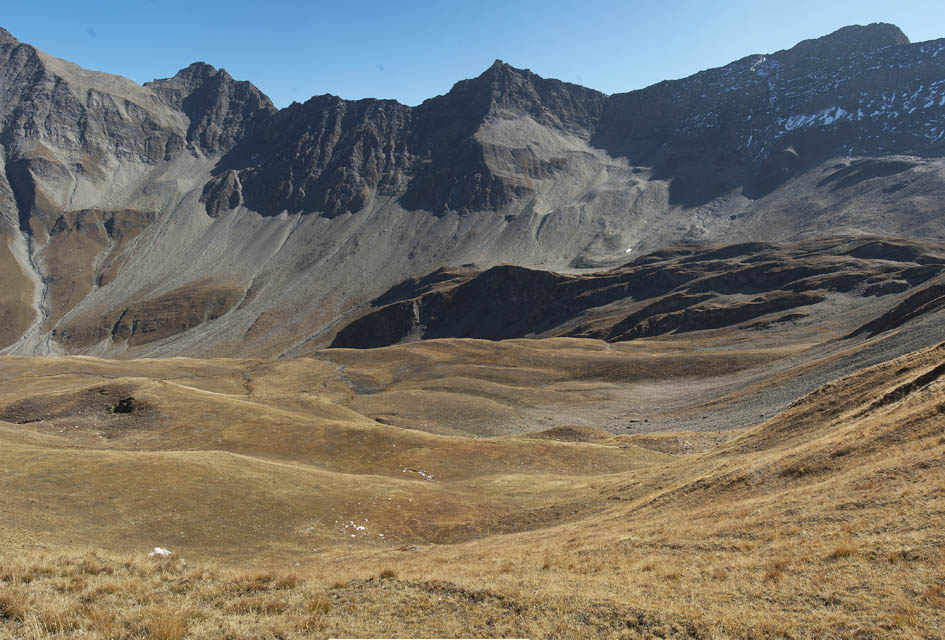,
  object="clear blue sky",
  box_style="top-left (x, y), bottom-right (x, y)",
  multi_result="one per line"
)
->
top-left (4, 0), bottom-right (945, 108)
